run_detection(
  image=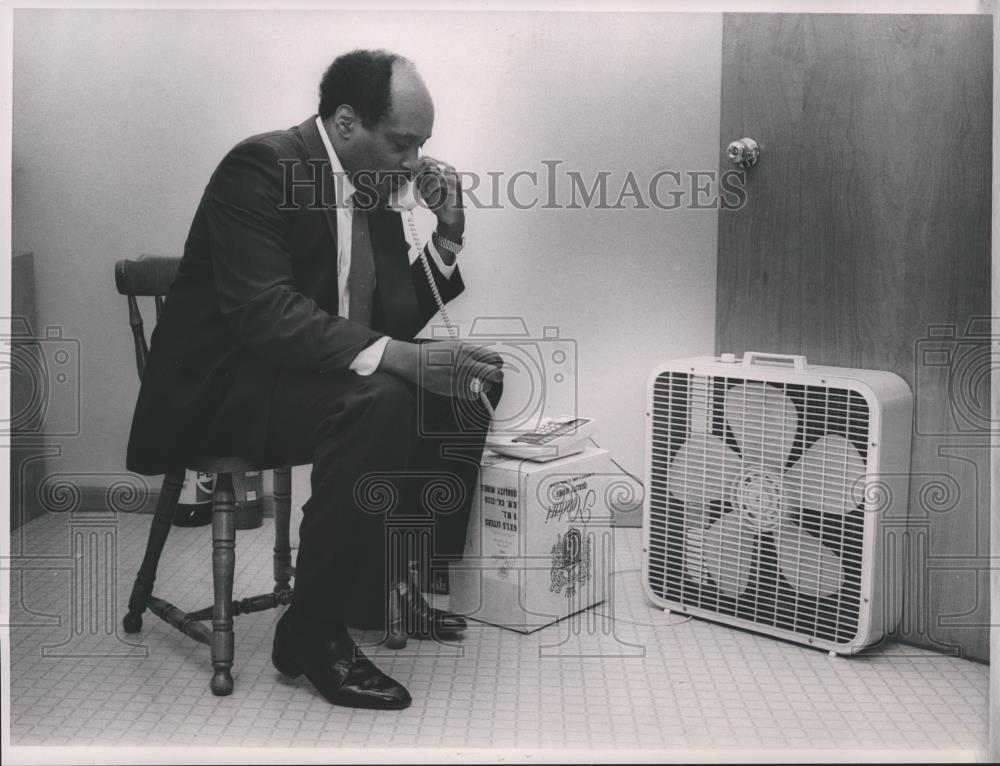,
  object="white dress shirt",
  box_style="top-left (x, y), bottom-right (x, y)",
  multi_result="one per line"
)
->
top-left (315, 116), bottom-right (457, 375)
